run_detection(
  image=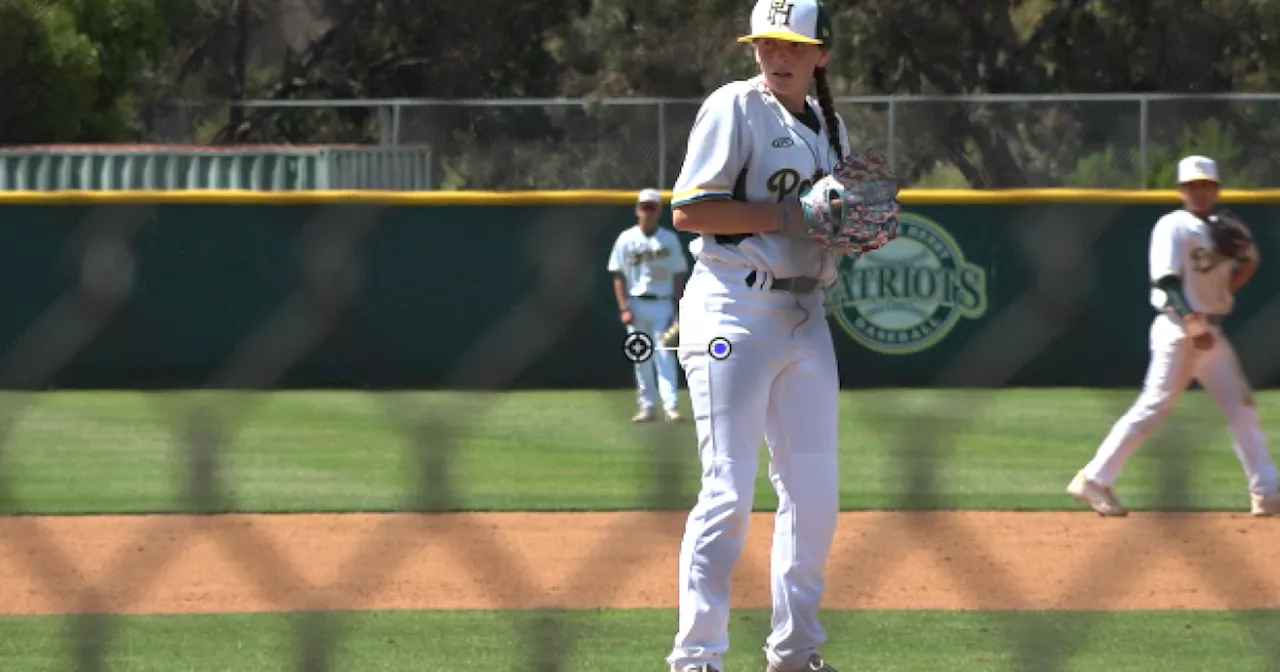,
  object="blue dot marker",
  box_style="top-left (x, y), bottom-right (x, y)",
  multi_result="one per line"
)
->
top-left (708, 337), bottom-right (732, 361)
